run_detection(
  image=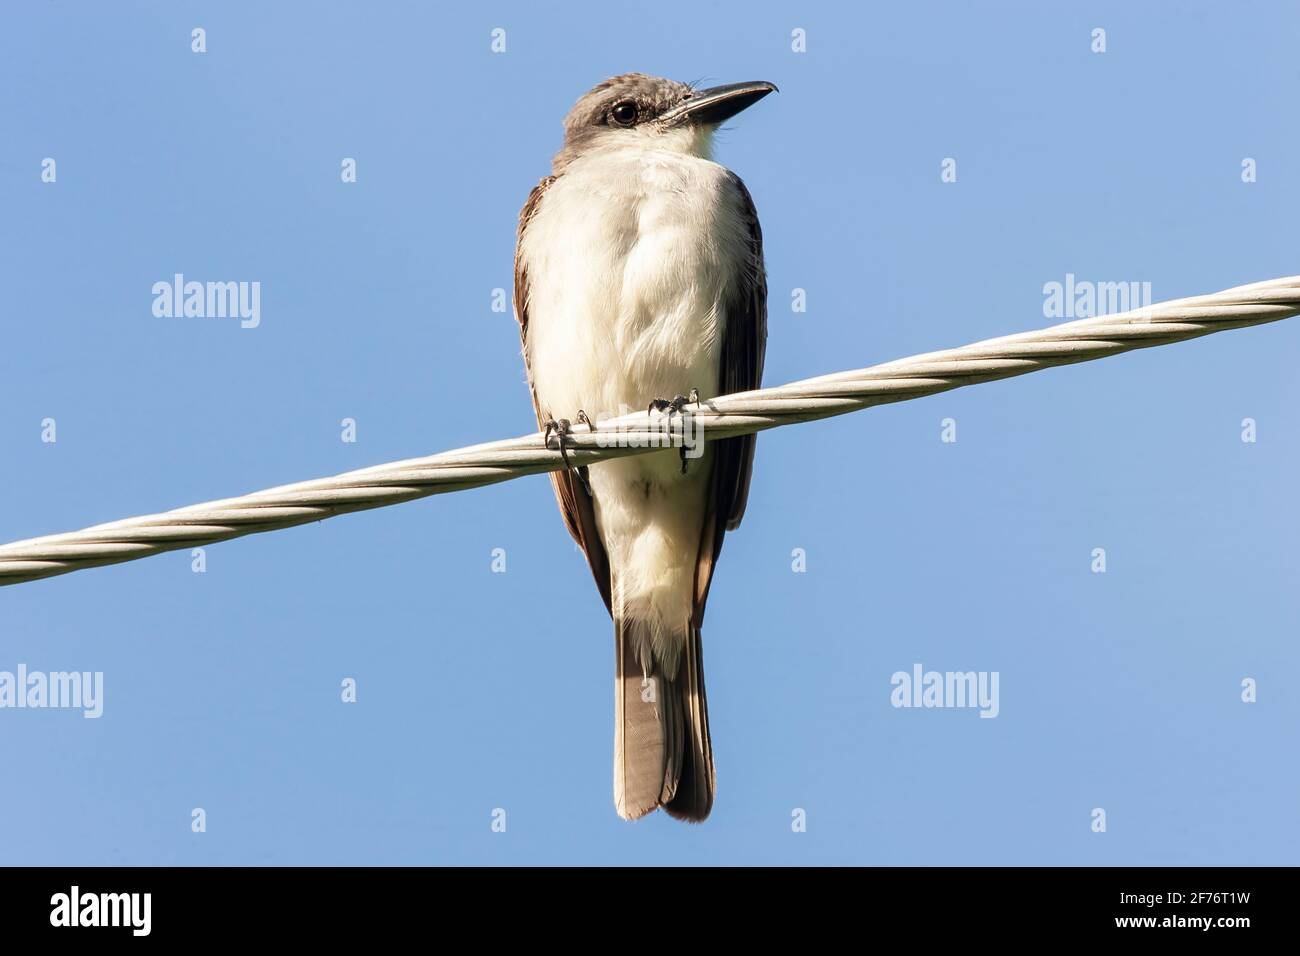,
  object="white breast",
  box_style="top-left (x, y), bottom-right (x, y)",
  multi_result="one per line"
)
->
top-left (519, 142), bottom-right (750, 425)
top-left (518, 138), bottom-right (754, 651)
